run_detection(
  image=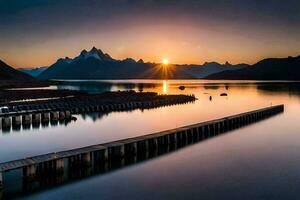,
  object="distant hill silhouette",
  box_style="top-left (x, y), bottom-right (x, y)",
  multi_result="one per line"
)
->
top-left (206, 56), bottom-right (300, 80)
top-left (19, 67), bottom-right (48, 77)
top-left (38, 47), bottom-right (246, 80)
top-left (180, 62), bottom-right (248, 78)
top-left (0, 59), bottom-right (34, 81)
